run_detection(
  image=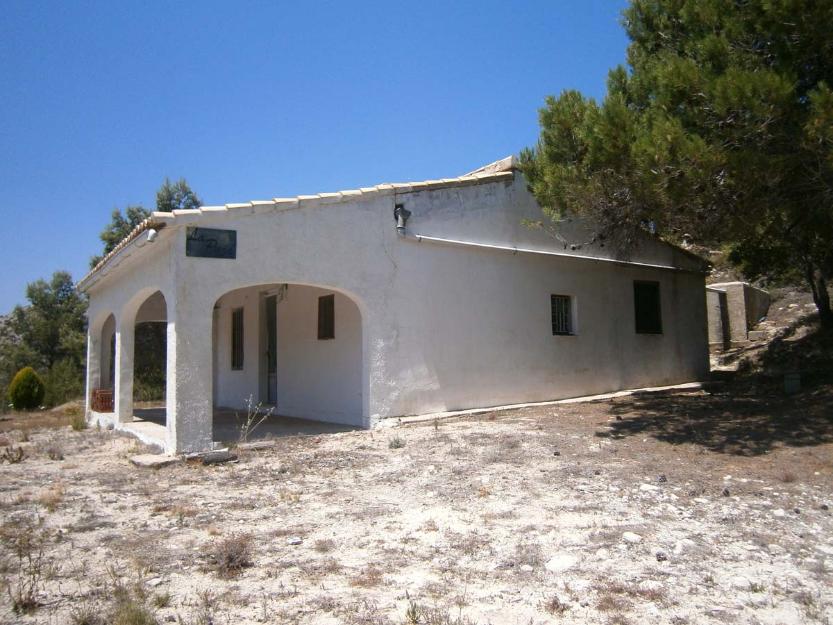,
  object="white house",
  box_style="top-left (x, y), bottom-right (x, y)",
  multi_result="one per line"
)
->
top-left (79, 157), bottom-right (709, 454)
